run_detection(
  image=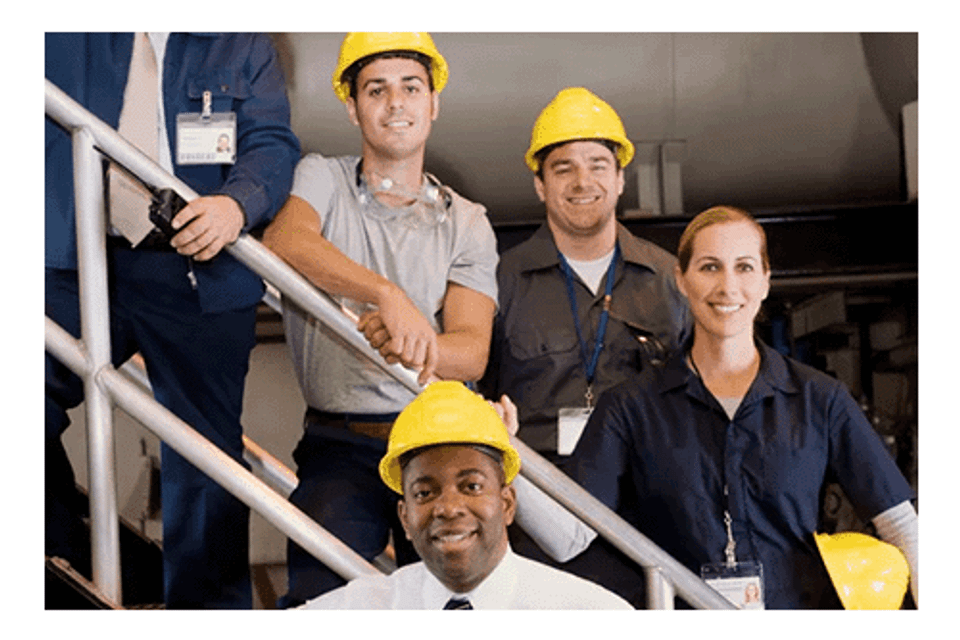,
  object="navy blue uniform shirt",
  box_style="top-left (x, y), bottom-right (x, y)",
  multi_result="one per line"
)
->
top-left (568, 341), bottom-right (914, 609)
top-left (45, 32), bottom-right (301, 313)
